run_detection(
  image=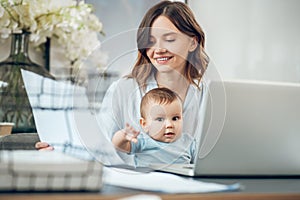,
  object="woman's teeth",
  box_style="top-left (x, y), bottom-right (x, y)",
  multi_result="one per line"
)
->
top-left (156, 57), bottom-right (169, 61)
